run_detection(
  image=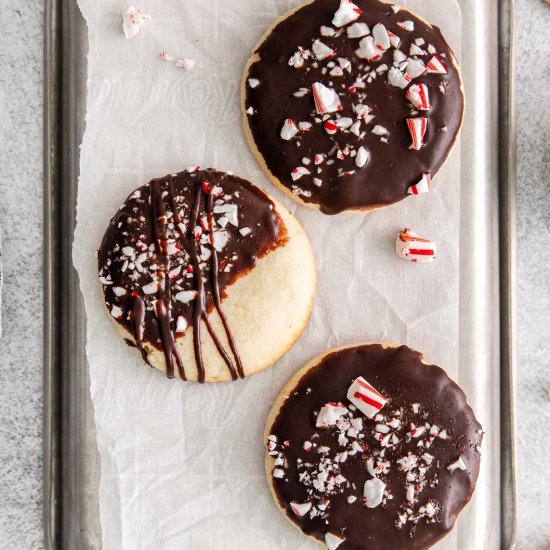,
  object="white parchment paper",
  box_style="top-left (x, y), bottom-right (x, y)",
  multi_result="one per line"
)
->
top-left (73, 1), bottom-right (467, 548)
